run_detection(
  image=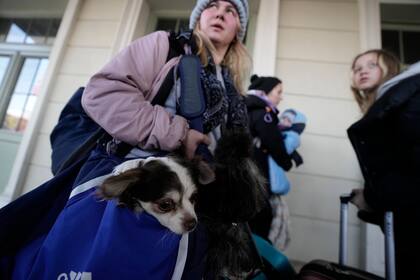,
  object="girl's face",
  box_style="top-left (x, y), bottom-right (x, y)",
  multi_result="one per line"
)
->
top-left (199, 1), bottom-right (240, 49)
top-left (352, 53), bottom-right (383, 91)
top-left (267, 83), bottom-right (283, 106)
